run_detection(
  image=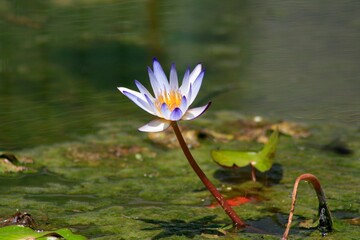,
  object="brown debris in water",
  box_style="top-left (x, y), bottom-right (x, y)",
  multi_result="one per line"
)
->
top-left (345, 217), bottom-right (360, 226)
top-left (148, 125), bottom-right (235, 149)
top-left (0, 153), bottom-right (28, 173)
top-left (0, 211), bottom-right (36, 228)
top-left (66, 144), bottom-right (155, 165)
top-left (272, 121), bottom-right (311, 138)
top-left (147, 117), bottom-right (310, 148)
top-left (148, 127), bottom-right (200, 149)
top-left (233, 117), bottom-right (311, 143)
